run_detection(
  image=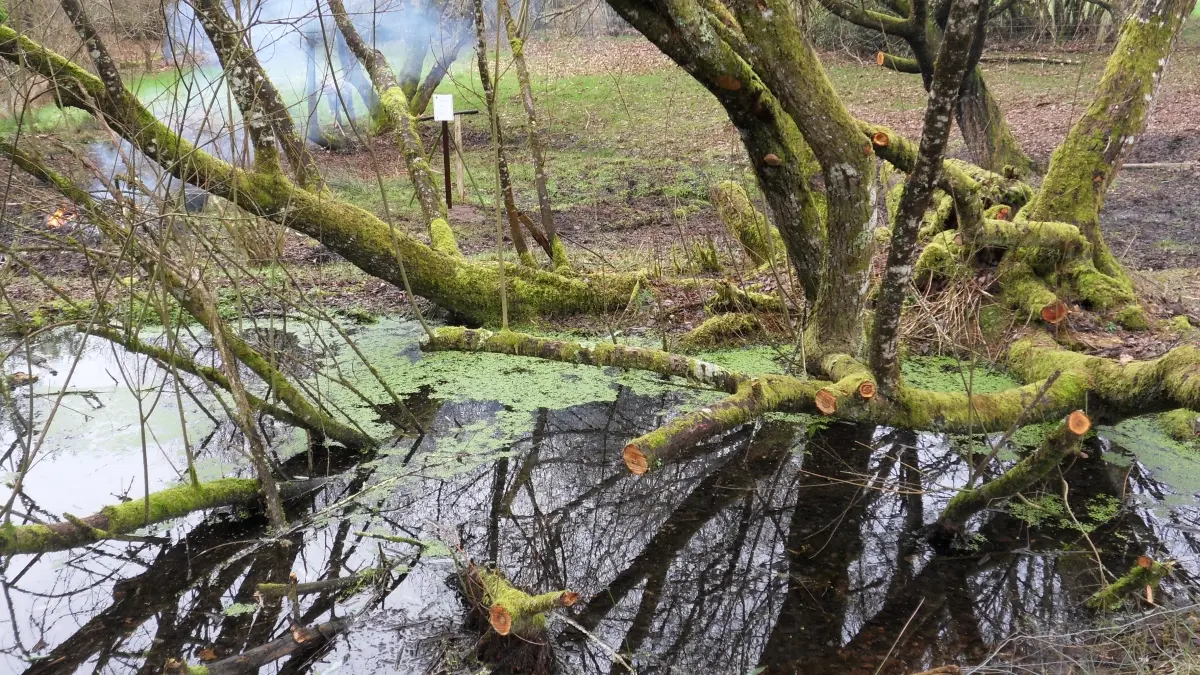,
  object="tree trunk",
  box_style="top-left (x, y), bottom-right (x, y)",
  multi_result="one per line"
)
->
top-left (728, 0), bottom-right (879, 358)
top-left (1026, 0), bottom-right (1193, 277)
top-left (471, 0), bottom-right (537, 266)
top-left (956, 68), bottom-right (1037, 177)
top-left (872, 0), bottom-right (989, 395)
top-left (603, 0), bottom-right (826, 303)
top-left (500, 0), bottom-right (568, 269)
